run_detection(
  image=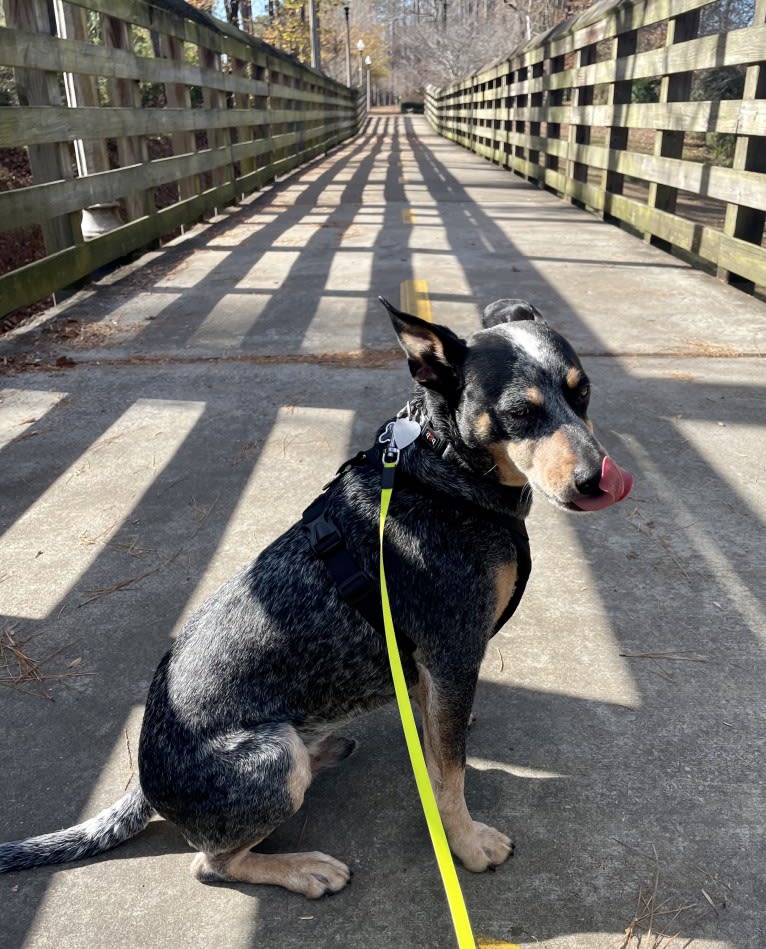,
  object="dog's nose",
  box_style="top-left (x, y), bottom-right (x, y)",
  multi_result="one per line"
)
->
top-left (574, 467), bottom-right (603, 497)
